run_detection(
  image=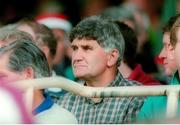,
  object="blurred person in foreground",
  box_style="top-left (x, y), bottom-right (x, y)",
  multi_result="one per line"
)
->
top-left (0, 30), bottom-right (77, 123)
top-left (137, 14), bottom-right (180, 123)
top-left (55, 15), bottom-right (145, 124)
top-left (0, 81), bottom-right (32, 123)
